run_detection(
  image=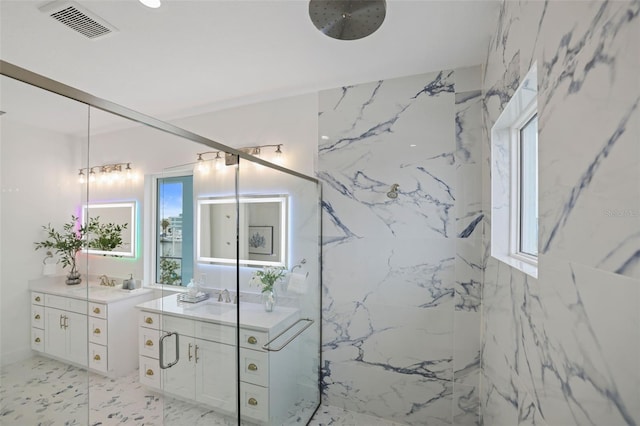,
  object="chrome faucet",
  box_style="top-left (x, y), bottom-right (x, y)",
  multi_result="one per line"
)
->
top-left (219, 289), bottom-right (232, 303)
